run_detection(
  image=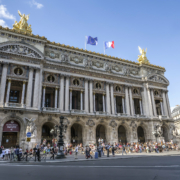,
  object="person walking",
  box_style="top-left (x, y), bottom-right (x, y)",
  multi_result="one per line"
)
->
top-left (33, 146), bottom-right (37, 161)
top-left (10, 147), bottom-right (14, 161)
top-left (15, 147), bottom-right (20, 161)
top-left (122, 143), bottom-right (127, 155)
top-left (74, 145), bottom-right (78, 159)
top-left (50, 147), bottom-right (55, 160)
top-left (112, 145), bottom-right (115, 157)
top-left (106, 144), bottom-right (110, 157)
